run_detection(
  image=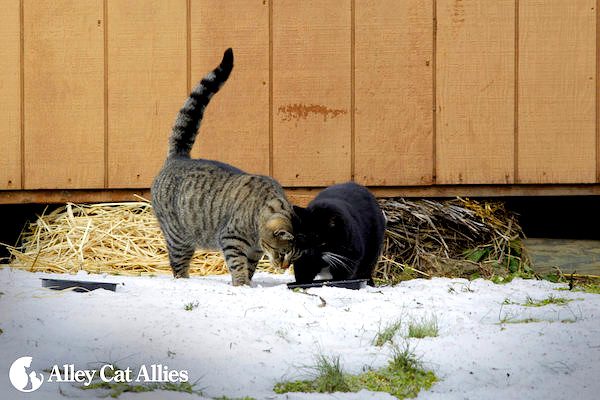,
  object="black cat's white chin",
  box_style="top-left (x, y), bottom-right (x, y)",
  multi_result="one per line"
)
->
top-left (316, 267), bottom-right (333, 280)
